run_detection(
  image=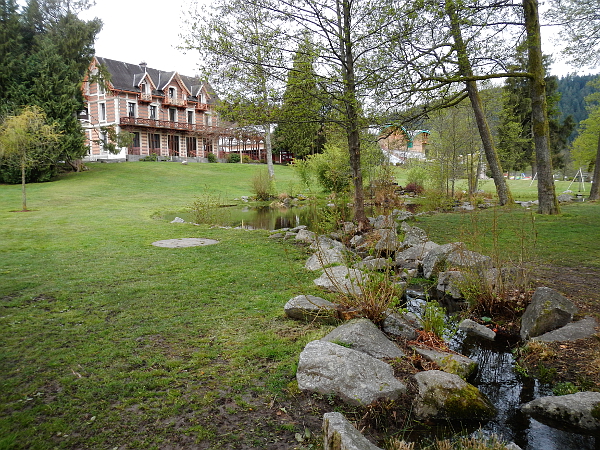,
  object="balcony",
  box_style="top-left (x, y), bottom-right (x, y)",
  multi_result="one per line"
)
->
top-left (195, 102), bottom-right (209, 111)
top-left (138, 93), bottom-right (153, 102)
top-left (163, 96), bottom-right (187, 107)
top-left (120, 116), bottom-right (222, 134)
